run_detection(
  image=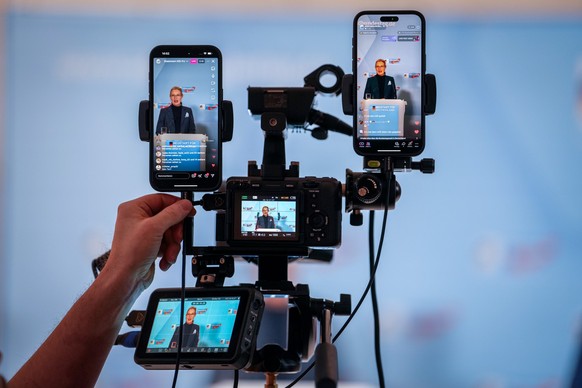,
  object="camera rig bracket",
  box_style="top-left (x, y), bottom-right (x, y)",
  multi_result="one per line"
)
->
top-left (130, 63), bottom-right (437, 386)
